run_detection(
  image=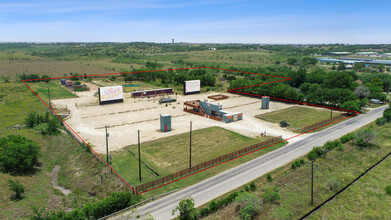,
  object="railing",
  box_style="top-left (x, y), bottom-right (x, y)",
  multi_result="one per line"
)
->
top-left (135, 136), bottom-right (283, 193)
